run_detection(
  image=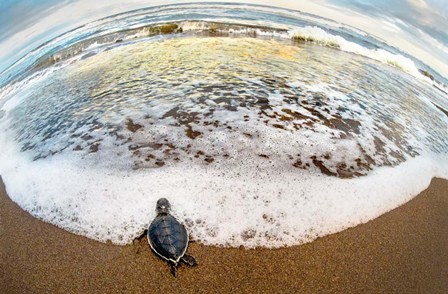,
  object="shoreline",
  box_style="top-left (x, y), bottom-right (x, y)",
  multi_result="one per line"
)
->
top-left (1, 177), bottom-right (447, 293)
